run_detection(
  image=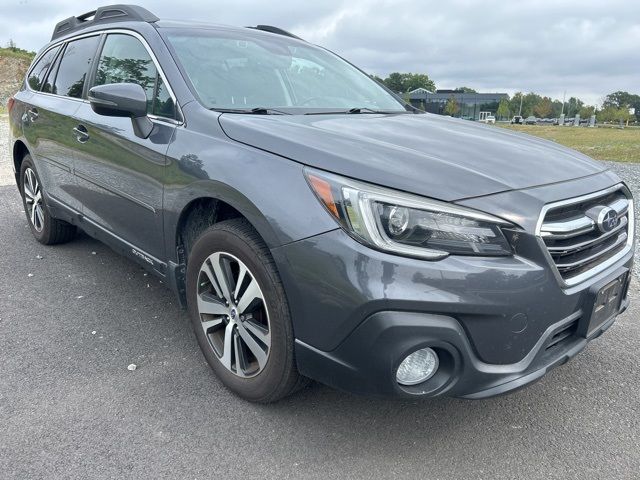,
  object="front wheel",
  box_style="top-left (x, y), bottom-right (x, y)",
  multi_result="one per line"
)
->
top-left (186, 219), bottom-right (306, 402)
top-left (19, 155), bottom-right (76, 245)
